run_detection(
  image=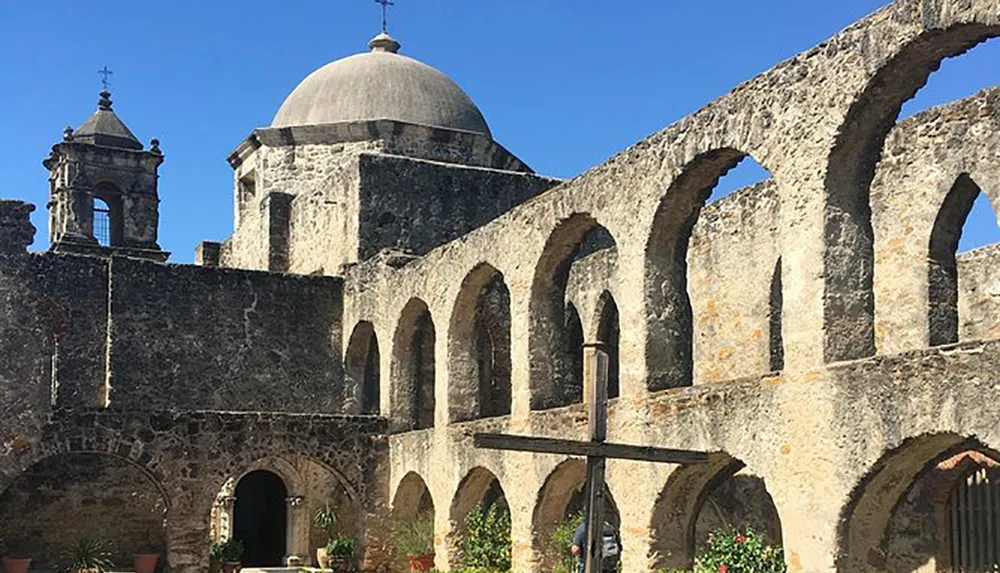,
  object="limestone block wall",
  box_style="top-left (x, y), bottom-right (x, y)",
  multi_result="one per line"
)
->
top-left (688, 181), bottom-right (781, 383)
top-left (106, 257), bottom-right (345, 413)
top-left (872, 87), bottom-right (1000, 354)
top-left (357, 153), bottom-right (559, 261)
top-left (958, 244), bottom-right (1000, 341)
